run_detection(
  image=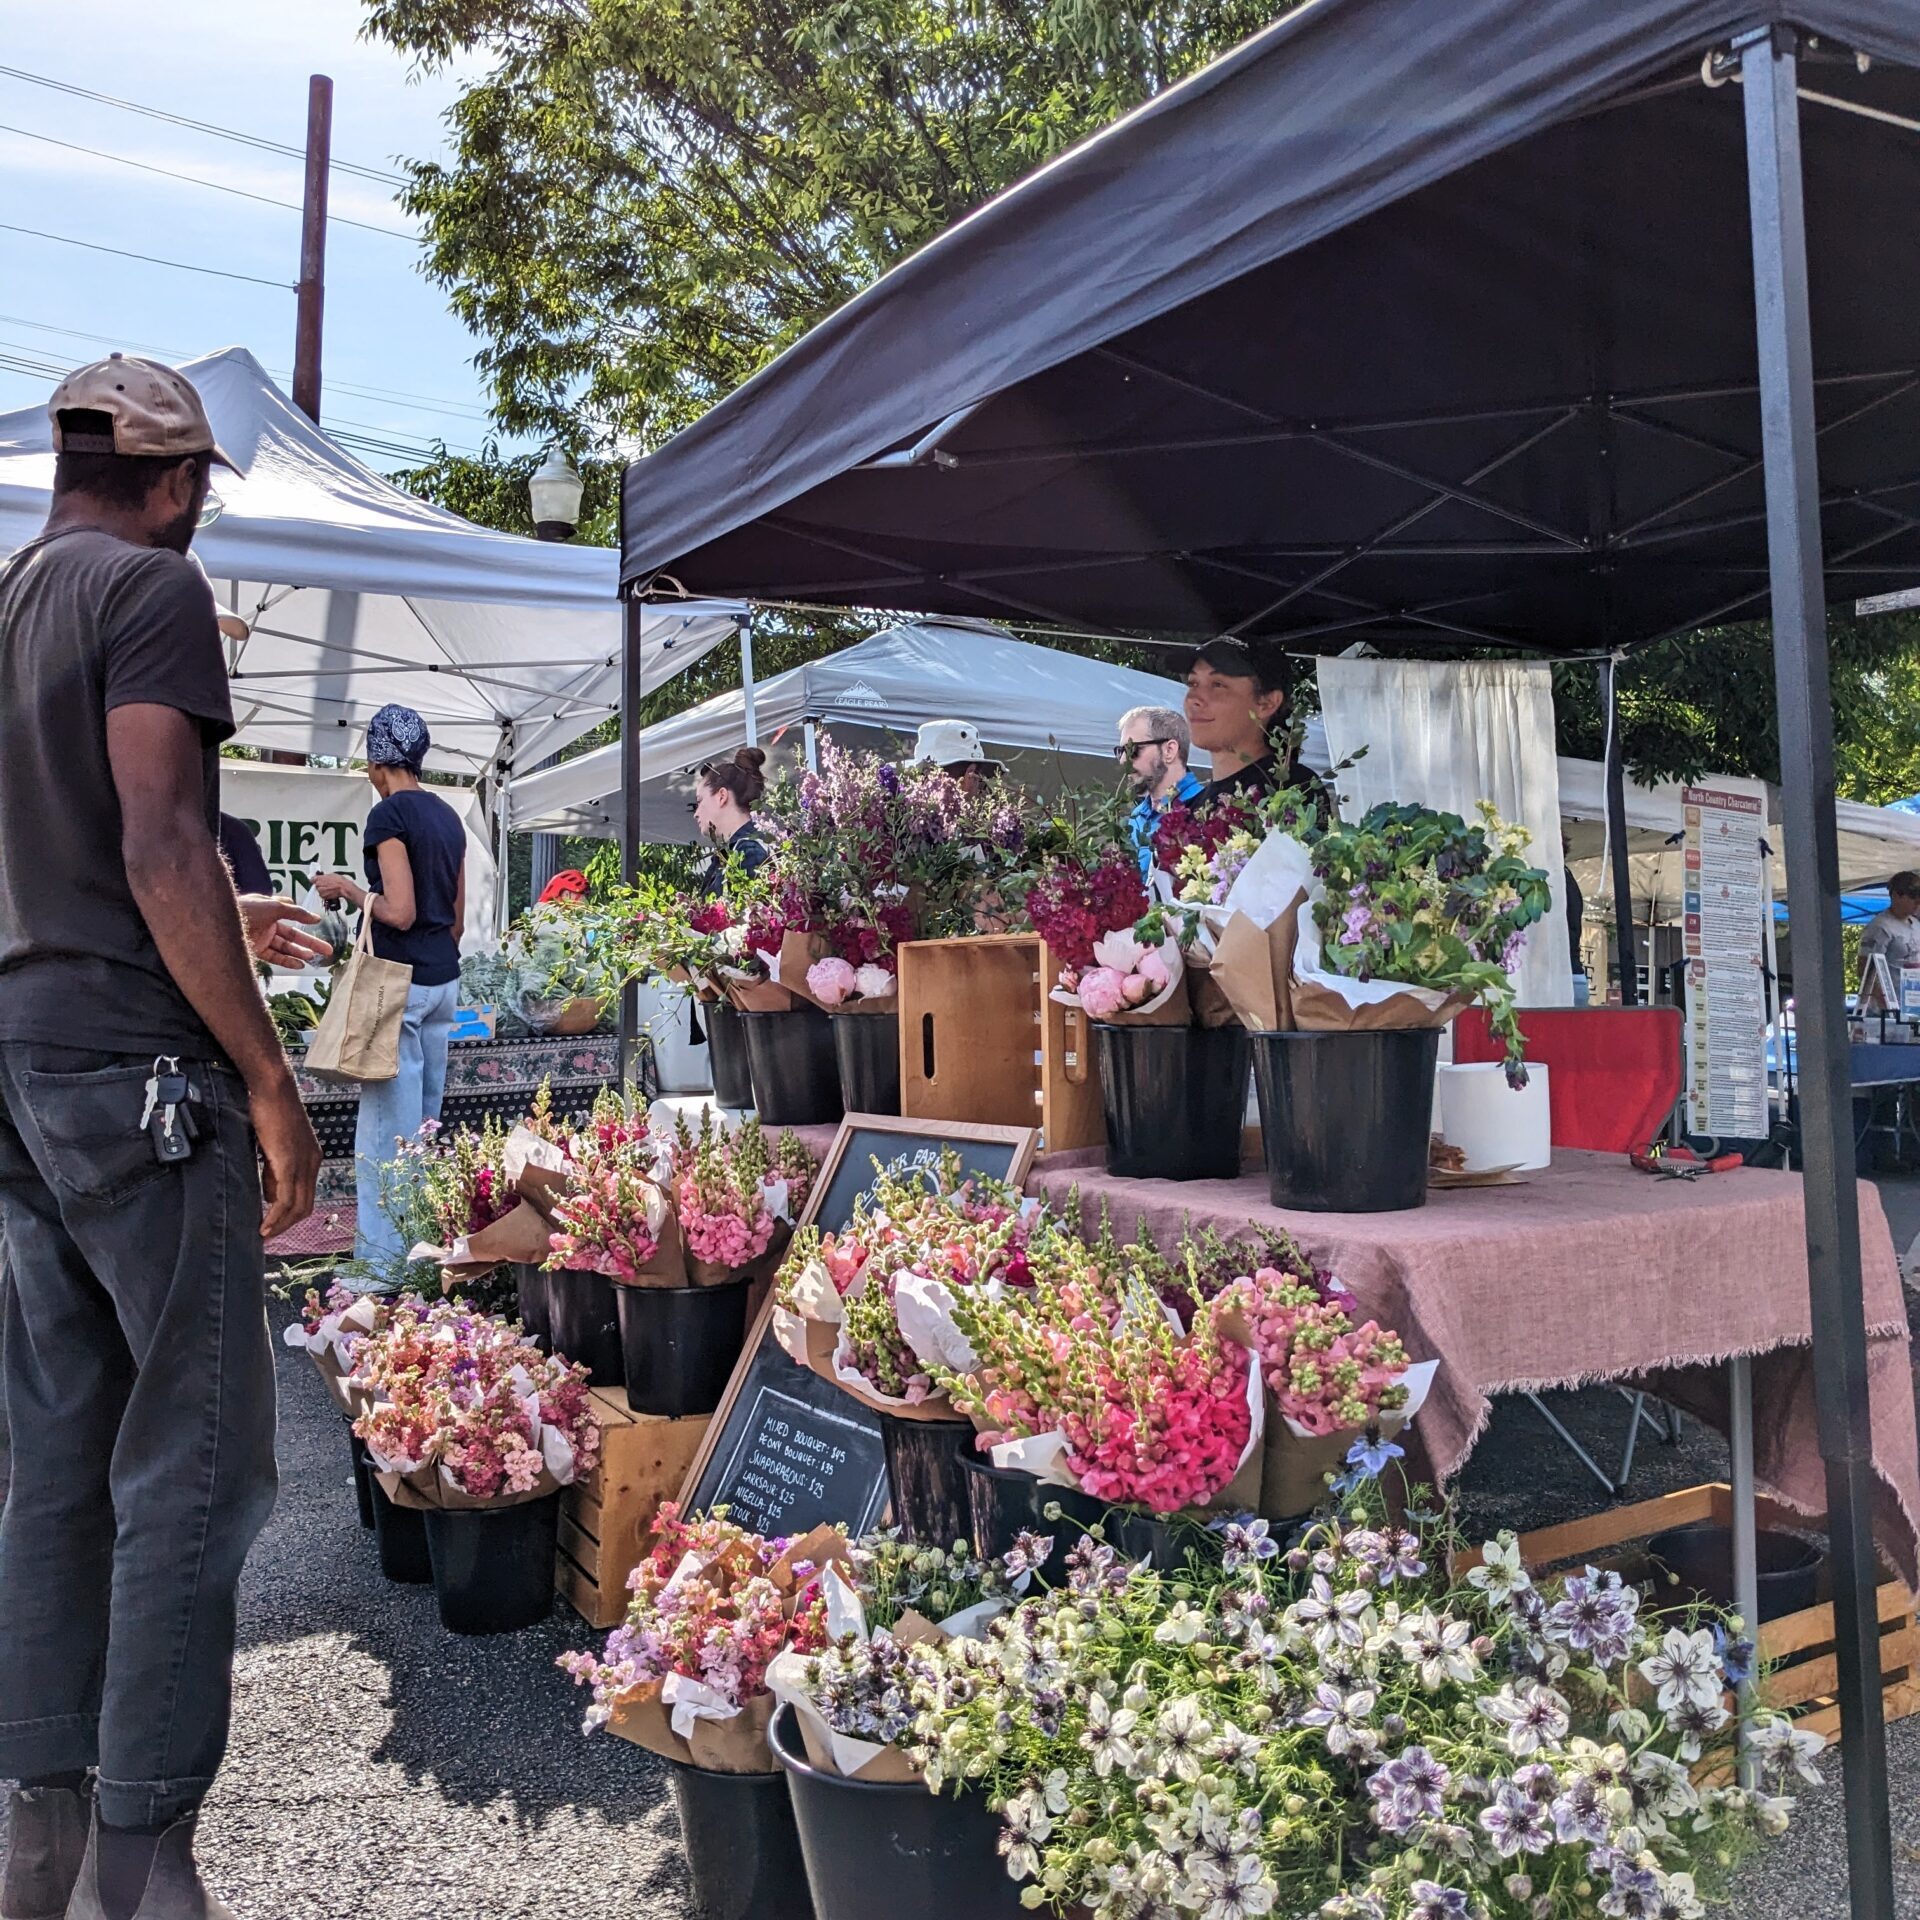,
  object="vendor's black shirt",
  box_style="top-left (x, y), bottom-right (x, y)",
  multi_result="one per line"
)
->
top-left (699, 823), bottom-right (769, 898)
top-left (363, 788), bottom-right (466, 987)
top-left (0, 527), bottom-right (233, 1056)
top-left (1202, 752), bottom-right (1334, 827)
